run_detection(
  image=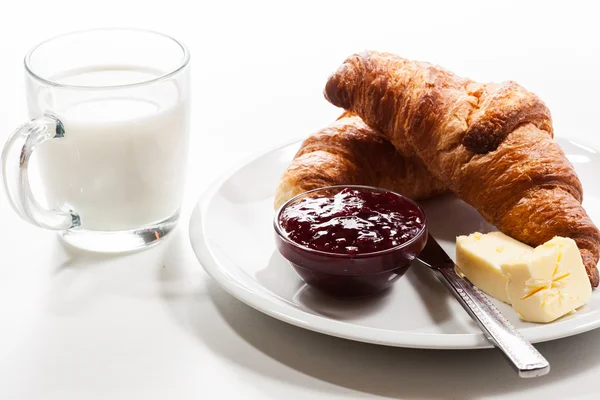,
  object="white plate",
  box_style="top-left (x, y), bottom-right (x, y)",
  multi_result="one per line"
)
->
top-left (189, 138), bottom-right (600, 349)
